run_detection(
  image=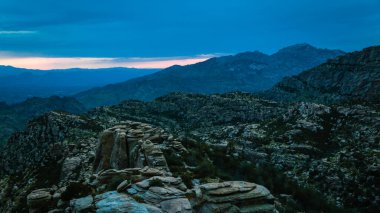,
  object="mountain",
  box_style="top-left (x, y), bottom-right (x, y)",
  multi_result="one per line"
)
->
top-left (262, 46), bottom-right (380, 103)
top-left (0, 96), bottom-right (85, 145)
top-left (0, 66), bottom-right (158, 104)
top-left (75, 44), bottom-right (344, 108)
